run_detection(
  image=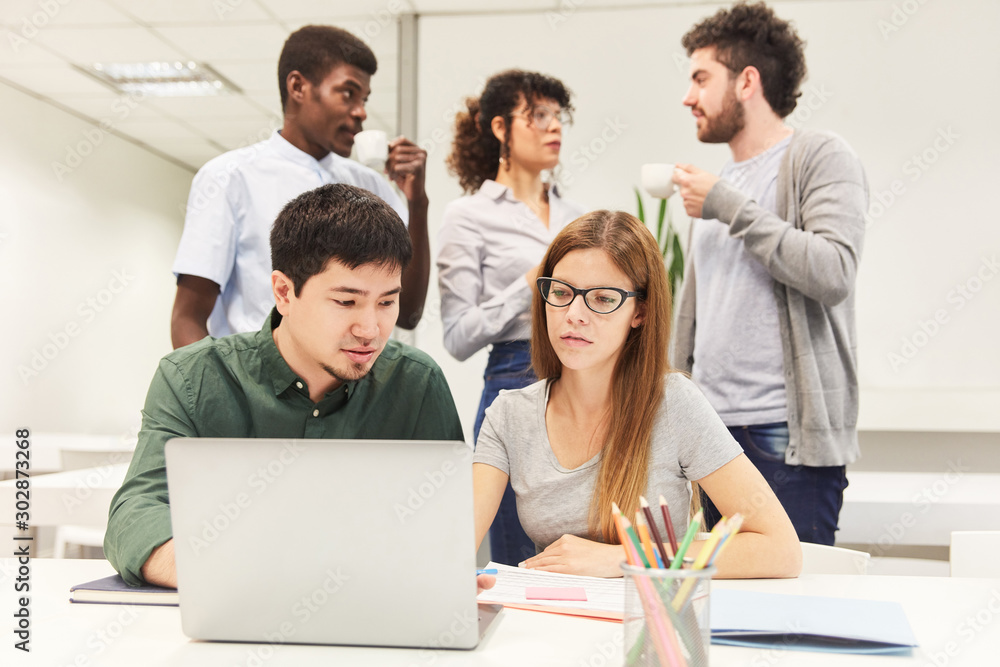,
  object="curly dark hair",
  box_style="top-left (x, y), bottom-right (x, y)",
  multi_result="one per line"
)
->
top-left (681, 2), bottom-right (806, 118)
top-left (278, 25), bottom-right (377, 112)
top-left (446, 70), bottom-right (573, 194)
